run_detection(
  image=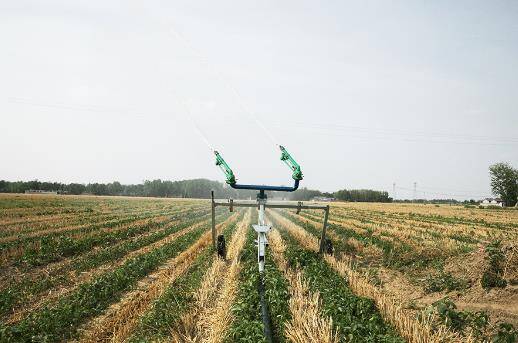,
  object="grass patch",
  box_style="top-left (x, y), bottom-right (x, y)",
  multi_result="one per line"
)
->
top-left (424, 271), bottom-right (467, 293)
